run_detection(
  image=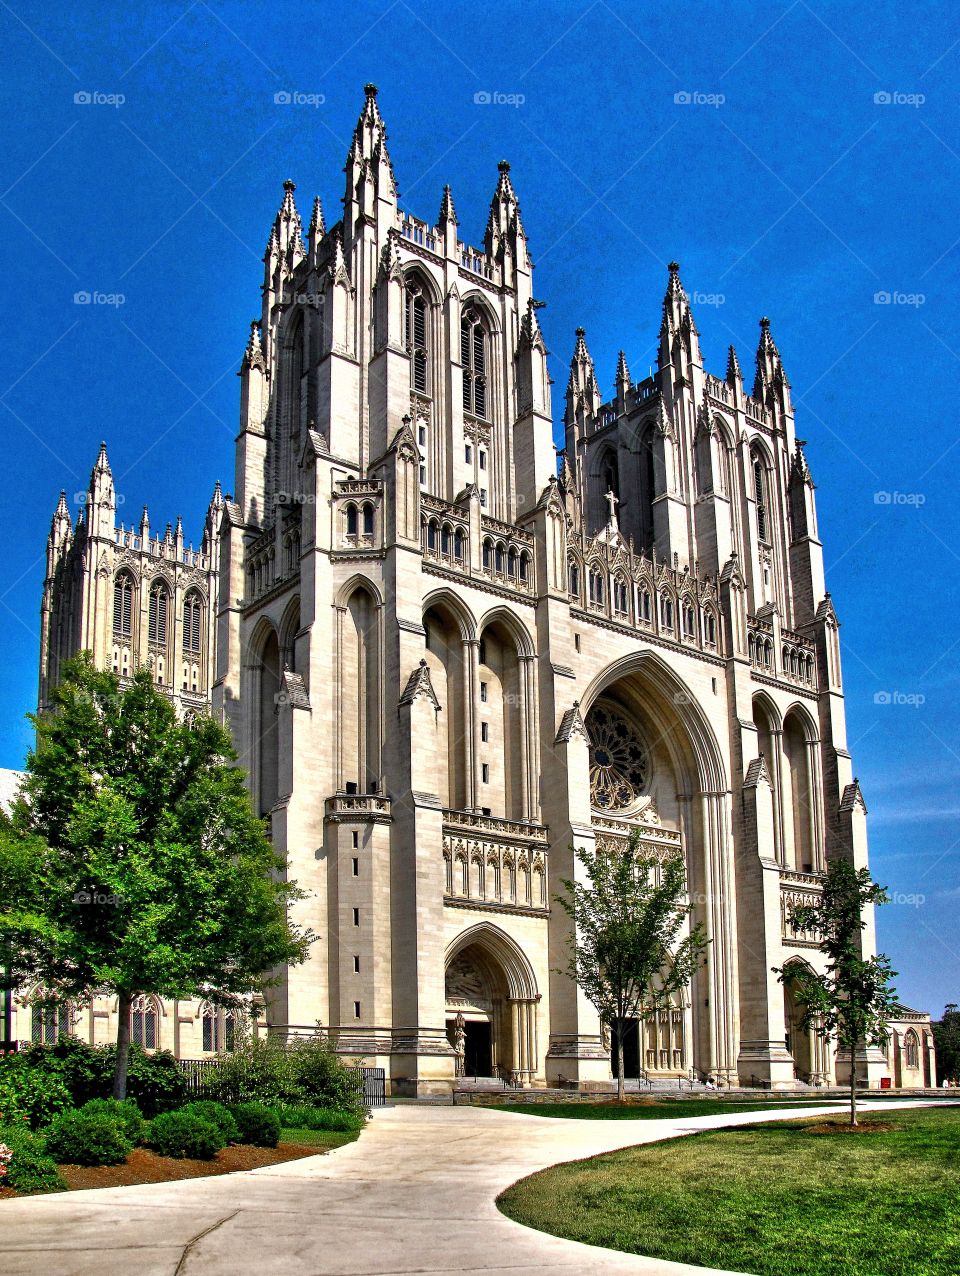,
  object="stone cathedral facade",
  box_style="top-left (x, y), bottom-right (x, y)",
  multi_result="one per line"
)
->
top-left (34, 86), bottom-right (936, 1092)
